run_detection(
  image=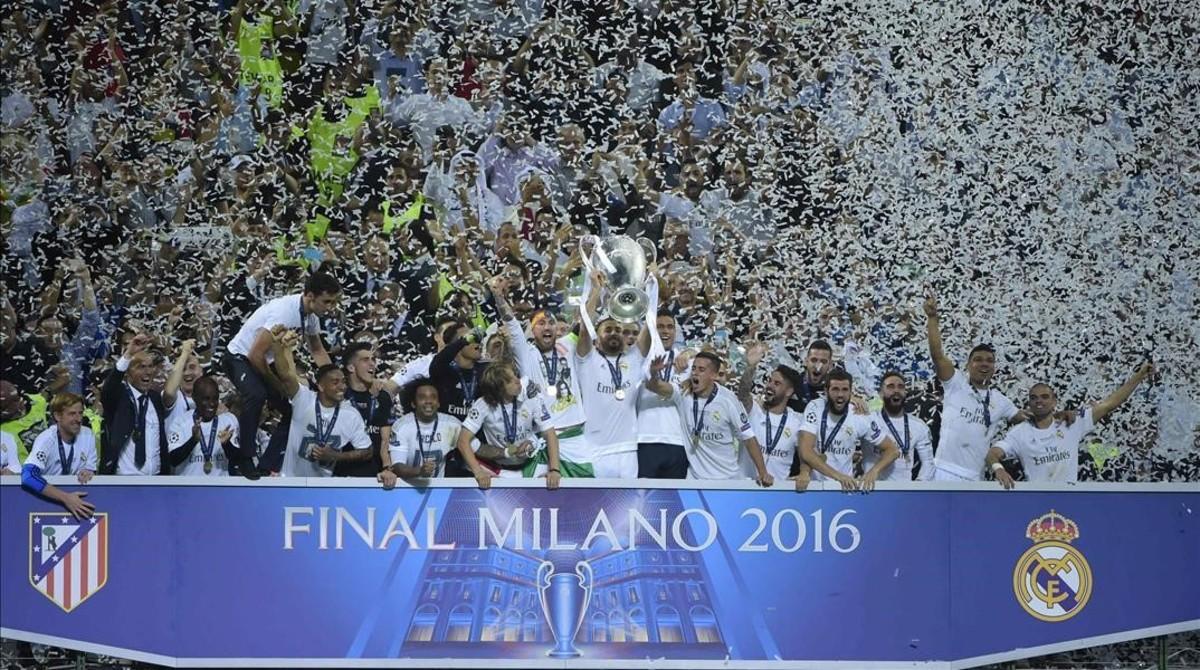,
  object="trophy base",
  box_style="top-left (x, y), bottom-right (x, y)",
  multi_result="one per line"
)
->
top-left (547, 649), bottom-right (582, 659)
